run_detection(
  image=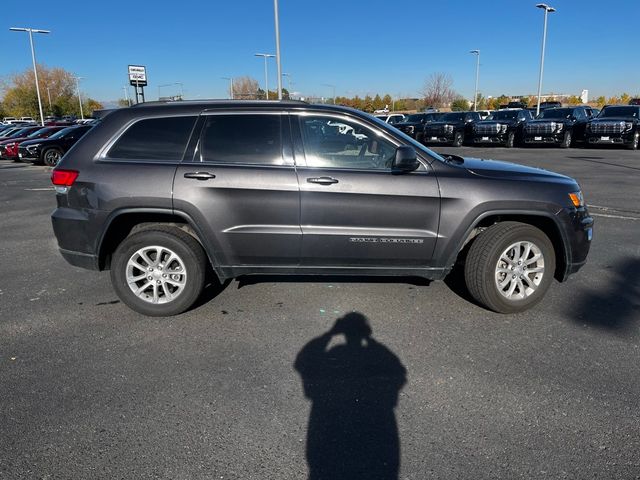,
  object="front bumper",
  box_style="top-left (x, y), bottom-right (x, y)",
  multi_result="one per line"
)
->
top-left (586, 132), bottom-right (635, 146)
top-left (556, 206), bottom-right (593, 280)
top-left (18, 147), bottom-right (38, 162)
top-left (472, 133), bottom-right (507, 144)
top-left (424, 133), bottom-right (455, 144)
top-left (523, 132), bottom-right (564, 144)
